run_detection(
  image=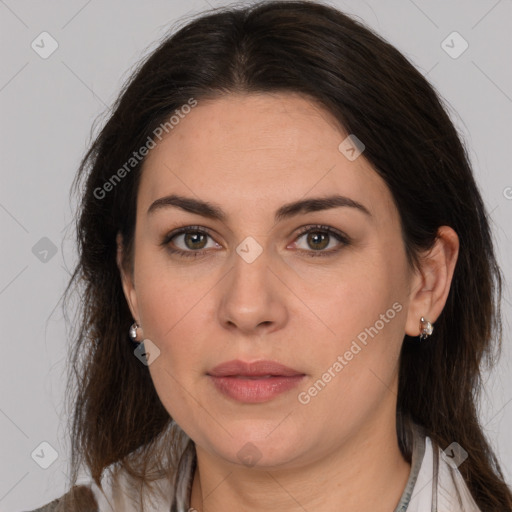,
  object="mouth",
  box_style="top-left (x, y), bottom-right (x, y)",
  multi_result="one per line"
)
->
top-left (207, 360), bottom-right (305, 403)
top-left (231, 375), bottom-right (277, 379)
top-left (207, 359), bottom-right (304, 378)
